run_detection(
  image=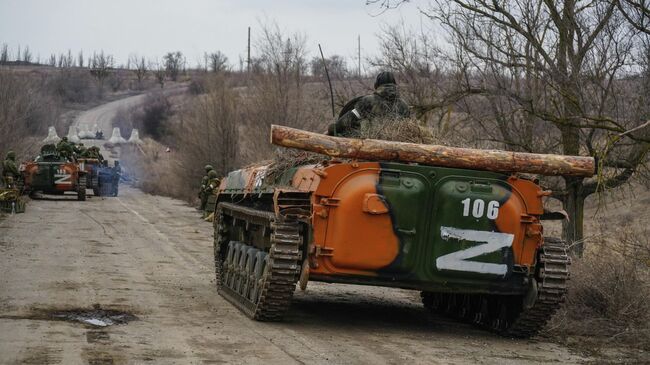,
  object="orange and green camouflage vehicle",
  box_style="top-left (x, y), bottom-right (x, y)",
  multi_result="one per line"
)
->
top-left (20, 145), bottom-right (87, 201)
top-left (211, 126), bottom-right (596, 338)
